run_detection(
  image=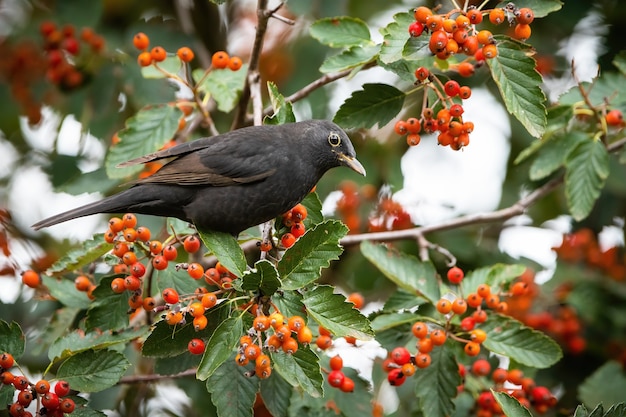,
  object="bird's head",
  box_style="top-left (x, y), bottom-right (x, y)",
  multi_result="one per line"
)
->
top-left (302, 120), bottom-right (366, 177)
